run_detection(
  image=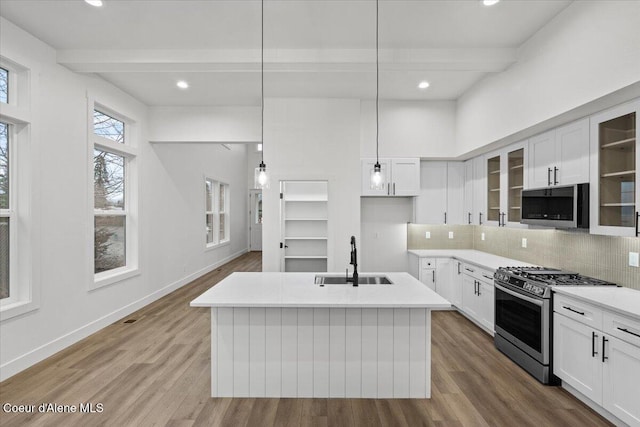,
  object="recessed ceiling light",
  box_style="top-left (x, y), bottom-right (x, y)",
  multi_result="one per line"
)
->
top-left (418, 81), bottom-right (430, 89)
top-left (176, 81), bottom-right (189, 89)
top-left (85, 0), bottom-right (103, 7)
top-left (483, 0), bottom-right (500, 6)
